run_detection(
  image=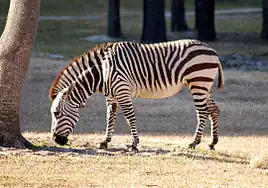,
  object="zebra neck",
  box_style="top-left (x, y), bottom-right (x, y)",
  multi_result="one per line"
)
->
top-left (69, 68), bottom-right (104, 107)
